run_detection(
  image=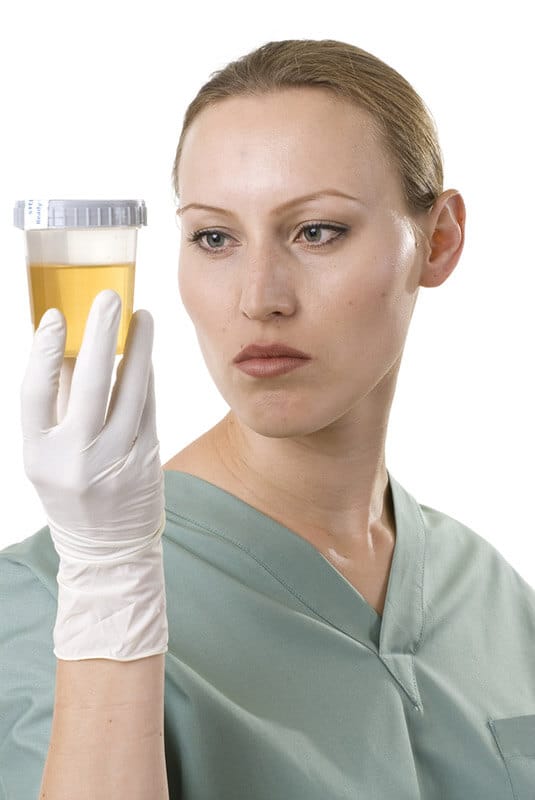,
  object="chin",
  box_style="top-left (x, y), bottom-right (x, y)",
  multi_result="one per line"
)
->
top-left (227, 395), bottom-right (338, 440)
